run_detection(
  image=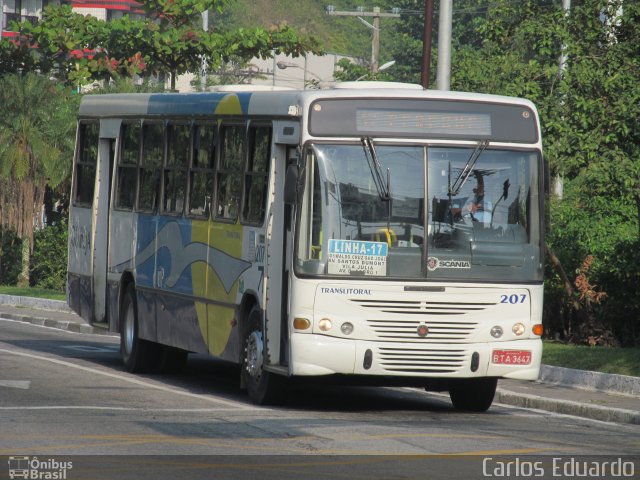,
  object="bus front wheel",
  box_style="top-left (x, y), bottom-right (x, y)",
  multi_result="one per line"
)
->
top-left (448, 378), bottom-right (498, 412)
top-left (120, 284), bottom-right (161, 373)
top-left (242, 305), bottom-right (282, 405)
